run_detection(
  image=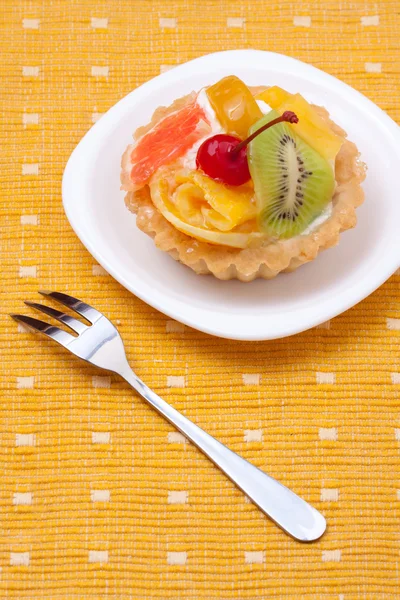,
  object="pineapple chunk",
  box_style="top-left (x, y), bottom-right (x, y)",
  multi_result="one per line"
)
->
top-left (256, 87), bottom-right (344, 162)
top-left (256, 85), bottom-right (291, 108)
top-left (207, 76), bottom-right (262, 139)
top-left (149, 168), bottom-right (264, 248)
top-left (173, 170), bottom-right (256, 232)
